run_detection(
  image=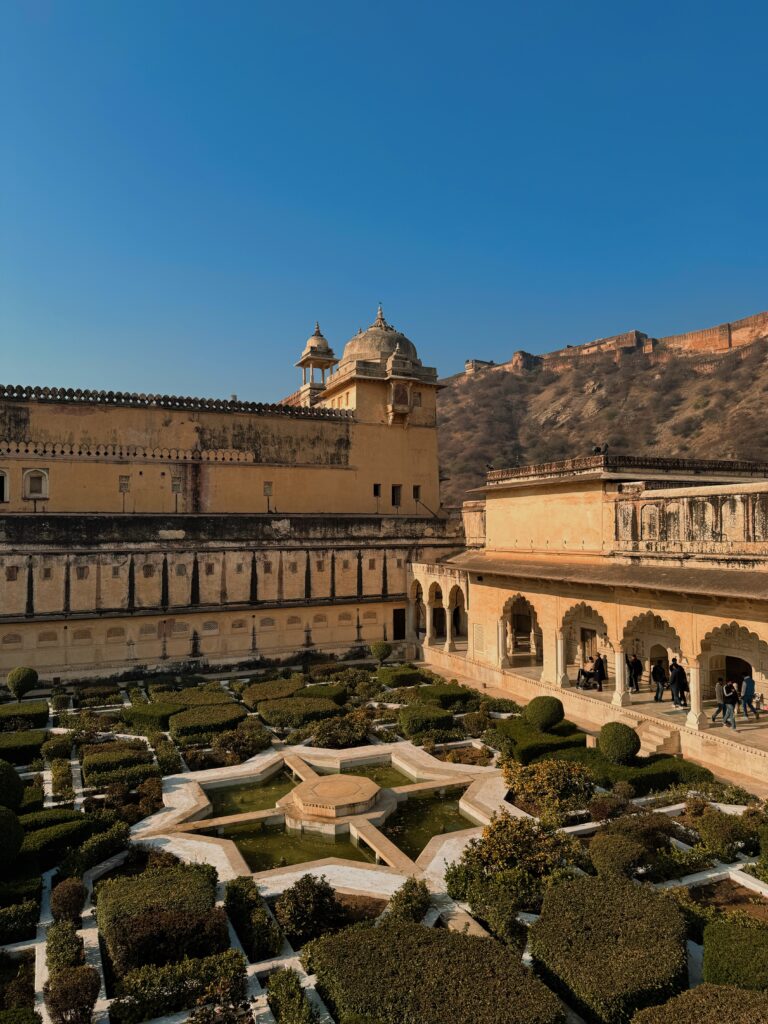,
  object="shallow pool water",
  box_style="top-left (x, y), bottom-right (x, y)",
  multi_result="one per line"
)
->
top-left (316, 763), bottom-right (412, 788)
top-left (204, 772), bottom-right (295, 817)
top-left (217, 821), bottom-right (375, 872)
top-left (381, 789), bottom-right (471, 860)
